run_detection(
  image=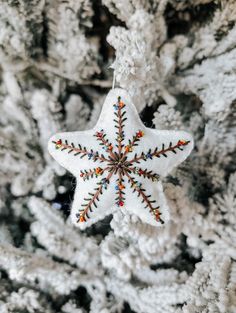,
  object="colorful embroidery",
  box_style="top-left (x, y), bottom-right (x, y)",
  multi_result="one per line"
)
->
top-left (52, 96), bottom-right (190, 224)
